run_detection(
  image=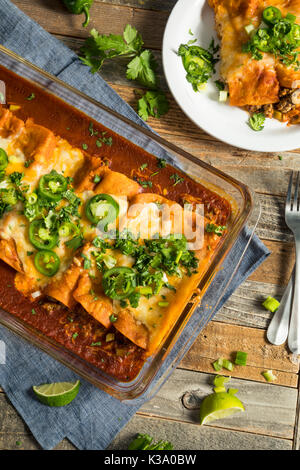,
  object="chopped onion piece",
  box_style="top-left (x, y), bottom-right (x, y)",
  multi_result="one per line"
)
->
top-left (235, 351), bottom-right (248, 366)
top-left (213, 375), bottom-right (231, 388)
top-left (219, 90), bottom-right (228, 102)
top-left (31, 291), bottom-right (41, 299)
top-left (262, 370), bottom-right (277, 382)
top-left (262, 296), bottom-right (280, 313)
top-left (223, 359), bottom-right (234, 371)
top-left (245, 24), bottom-right (255, 35)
